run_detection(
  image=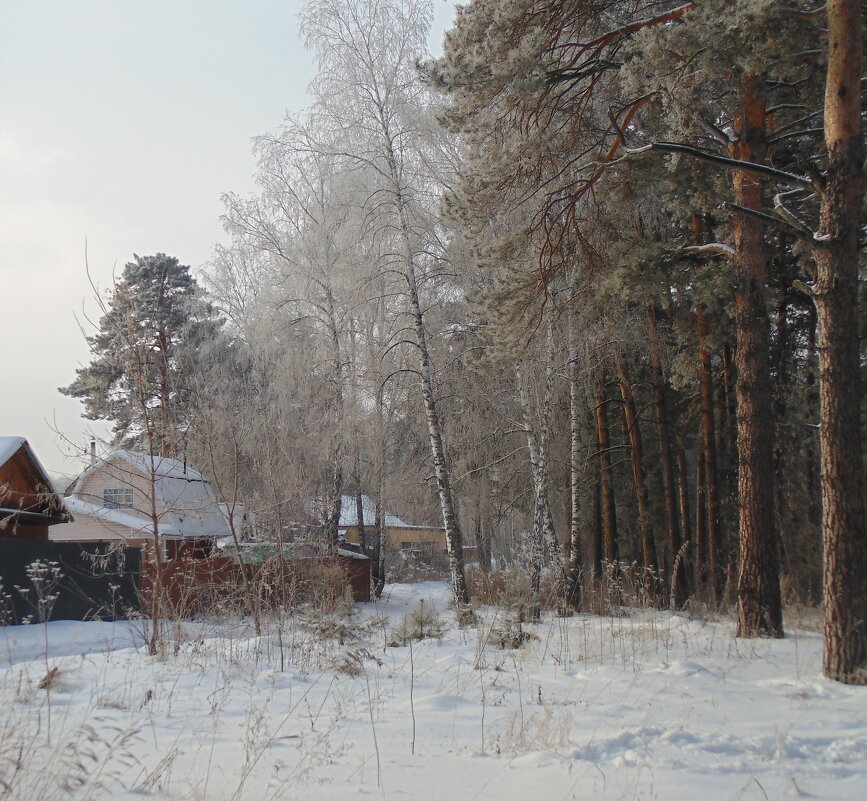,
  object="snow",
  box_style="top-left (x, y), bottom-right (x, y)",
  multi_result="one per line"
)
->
top-left (0, 436), bottom-right (26, 467)
top-left (337, 546), bottom-right (370, 560)
top-left (338, 494), bottom-right (412, 528)
top-left (63, 495), bottom-right (183, 537)
top-left (0, 582), bottom-right (864, 801)
top-left (0, 436), bottom-right (56, 490)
